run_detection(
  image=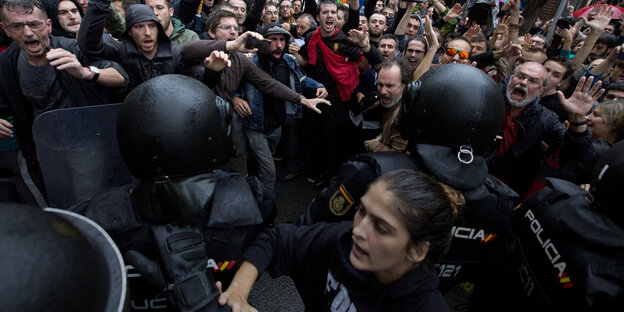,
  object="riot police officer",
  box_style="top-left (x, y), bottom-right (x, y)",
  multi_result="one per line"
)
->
top-left (300, 64), bottom-right (519, 309)
top-left (72, 74), bottom-right (275, 311)
top-left (511, 141), bottom-right (624, 311)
